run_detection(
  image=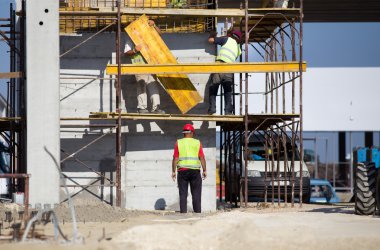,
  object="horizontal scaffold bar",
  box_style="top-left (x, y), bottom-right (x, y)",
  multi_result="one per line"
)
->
top-left (59, 8), bottom-right (301, 18)
top-left (75, 112), bottom-right (300, 123)
top-left (0, 117), bottom-right (21, 121)
top-left (0, 72), bottom-right (23, 79)
top-left (106, 61), bottom-right (306, 75)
